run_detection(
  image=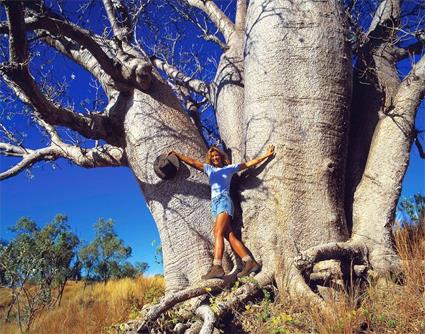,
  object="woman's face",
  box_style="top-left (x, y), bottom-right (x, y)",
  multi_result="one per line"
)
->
top-left (210, 150), bottom-right (223, 167)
